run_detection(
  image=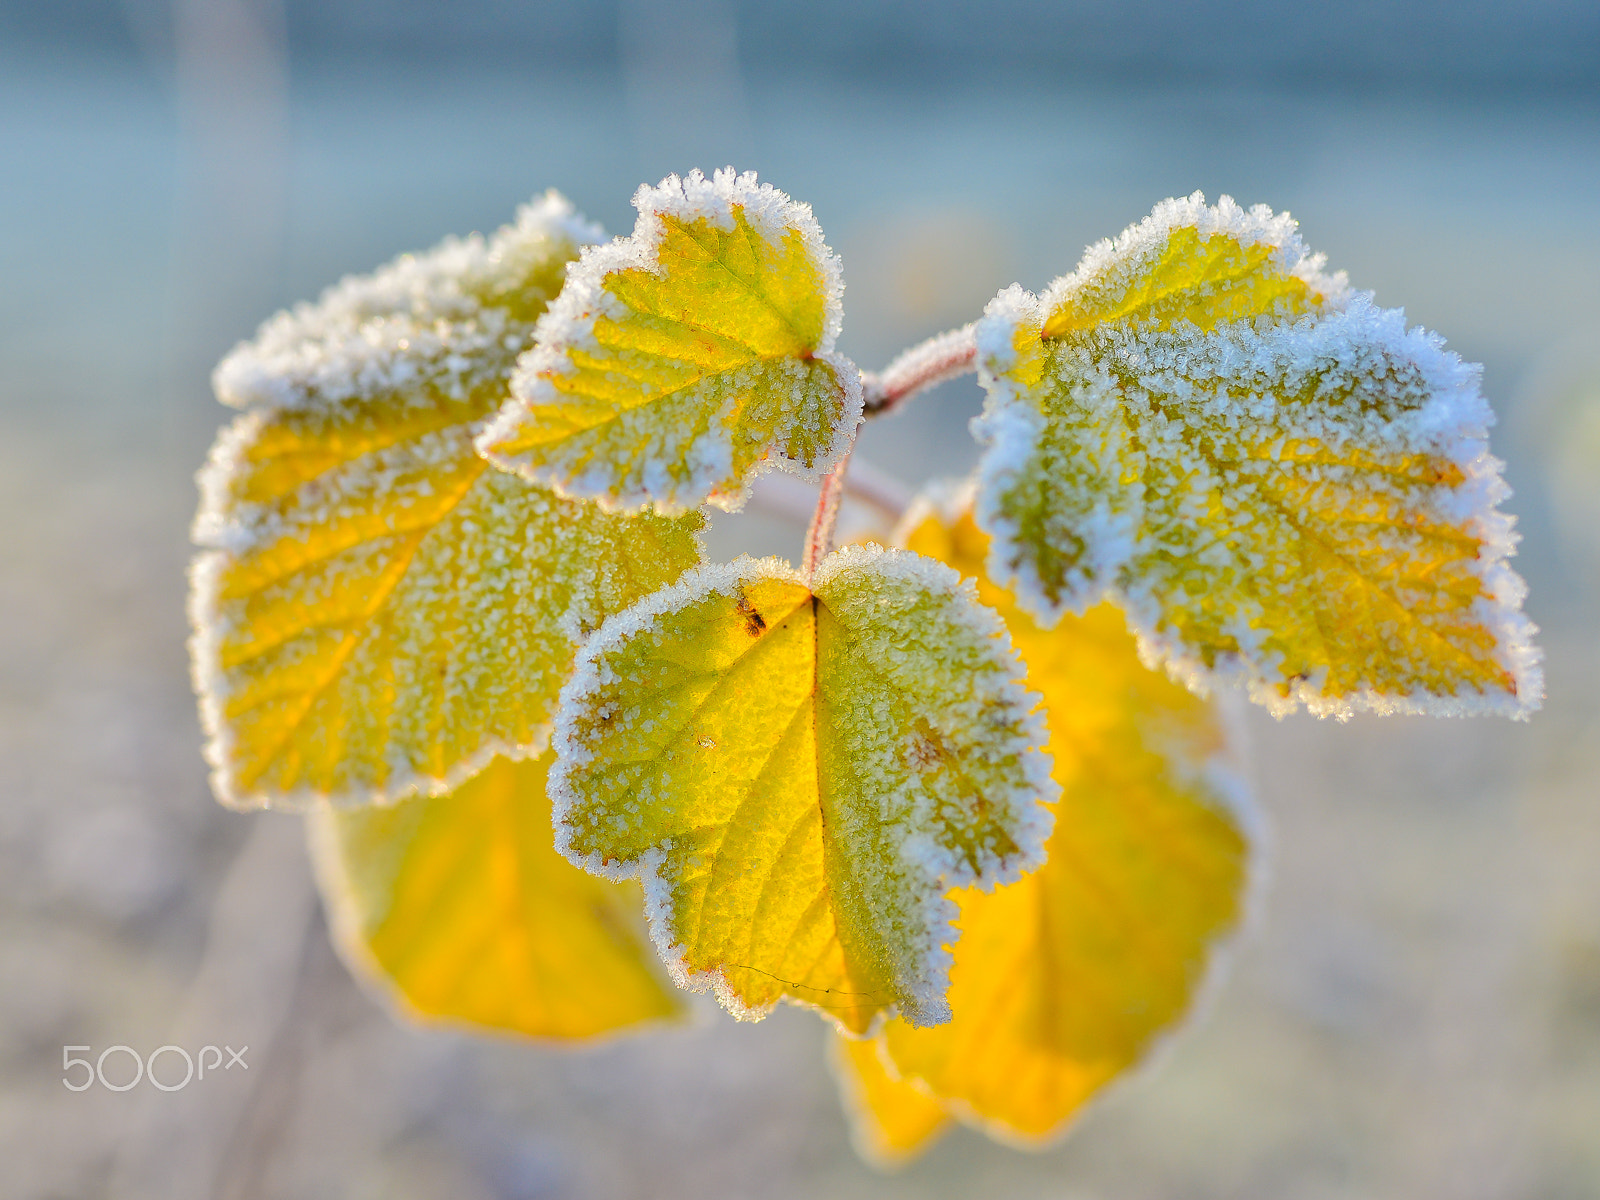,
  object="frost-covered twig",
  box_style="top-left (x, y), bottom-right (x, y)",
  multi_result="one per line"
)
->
top-left (803, 458), bottom-right (850, 580)
top-left (861, 324), bottom-right (978, 416)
